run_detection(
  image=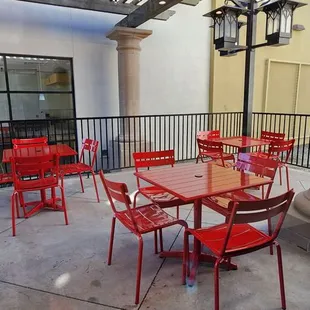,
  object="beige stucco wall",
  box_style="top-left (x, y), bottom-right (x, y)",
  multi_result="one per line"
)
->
top-left (210, 0), bottom-right (310, 113)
